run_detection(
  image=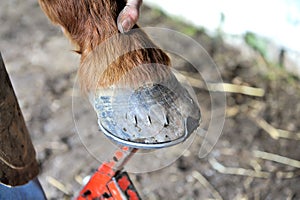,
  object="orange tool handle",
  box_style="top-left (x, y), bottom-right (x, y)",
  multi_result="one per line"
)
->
top-left (77, 147), bottom-right (138, 200)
